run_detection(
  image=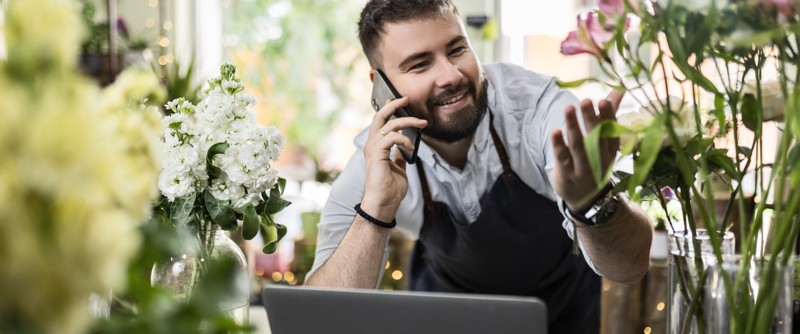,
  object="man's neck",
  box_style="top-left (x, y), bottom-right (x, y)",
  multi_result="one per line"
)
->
top-left (422, 134), bottom-right (474, 170)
